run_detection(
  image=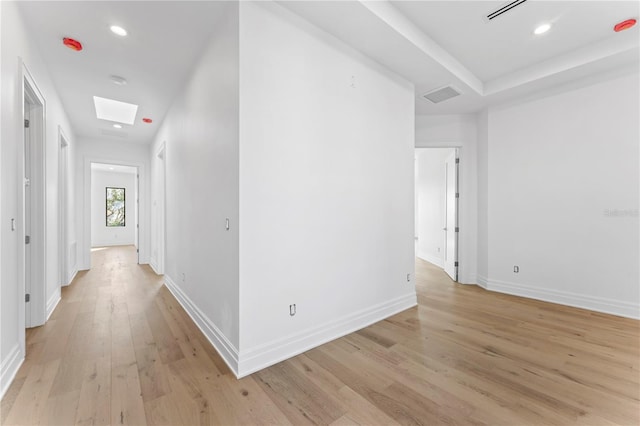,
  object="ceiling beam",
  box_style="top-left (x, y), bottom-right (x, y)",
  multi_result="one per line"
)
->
top-left (359, 0), bottom-right (484, 95)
